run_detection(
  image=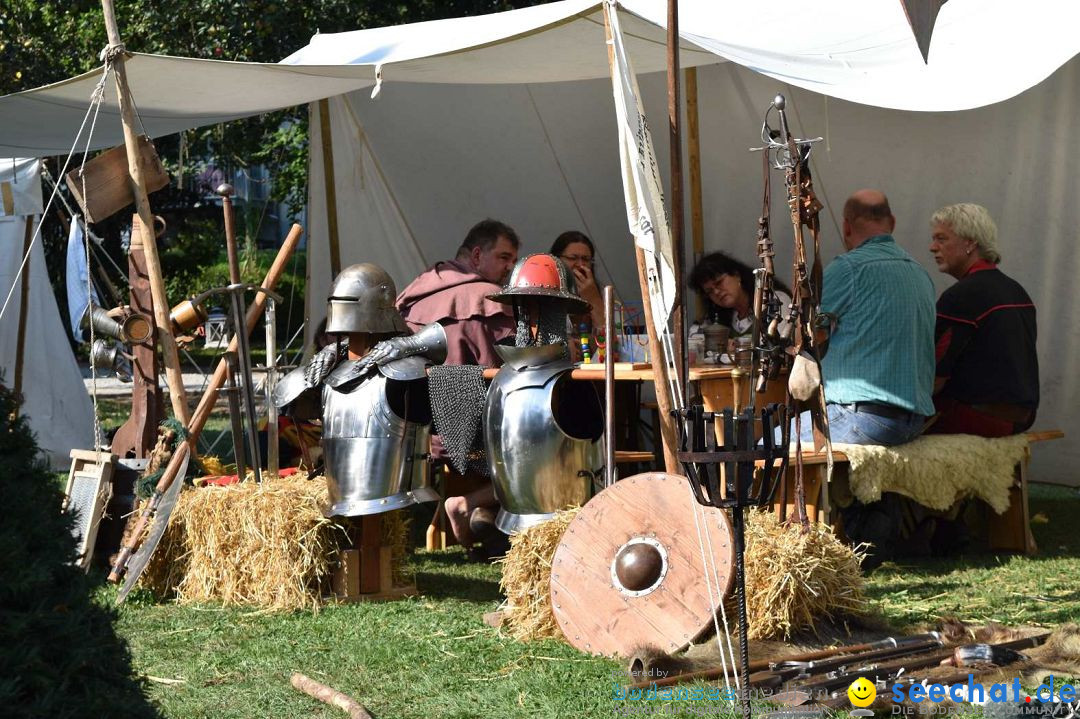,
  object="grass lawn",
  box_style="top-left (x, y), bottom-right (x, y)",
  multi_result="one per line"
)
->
top-left (103, 484), bottom-right (1080, 718)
